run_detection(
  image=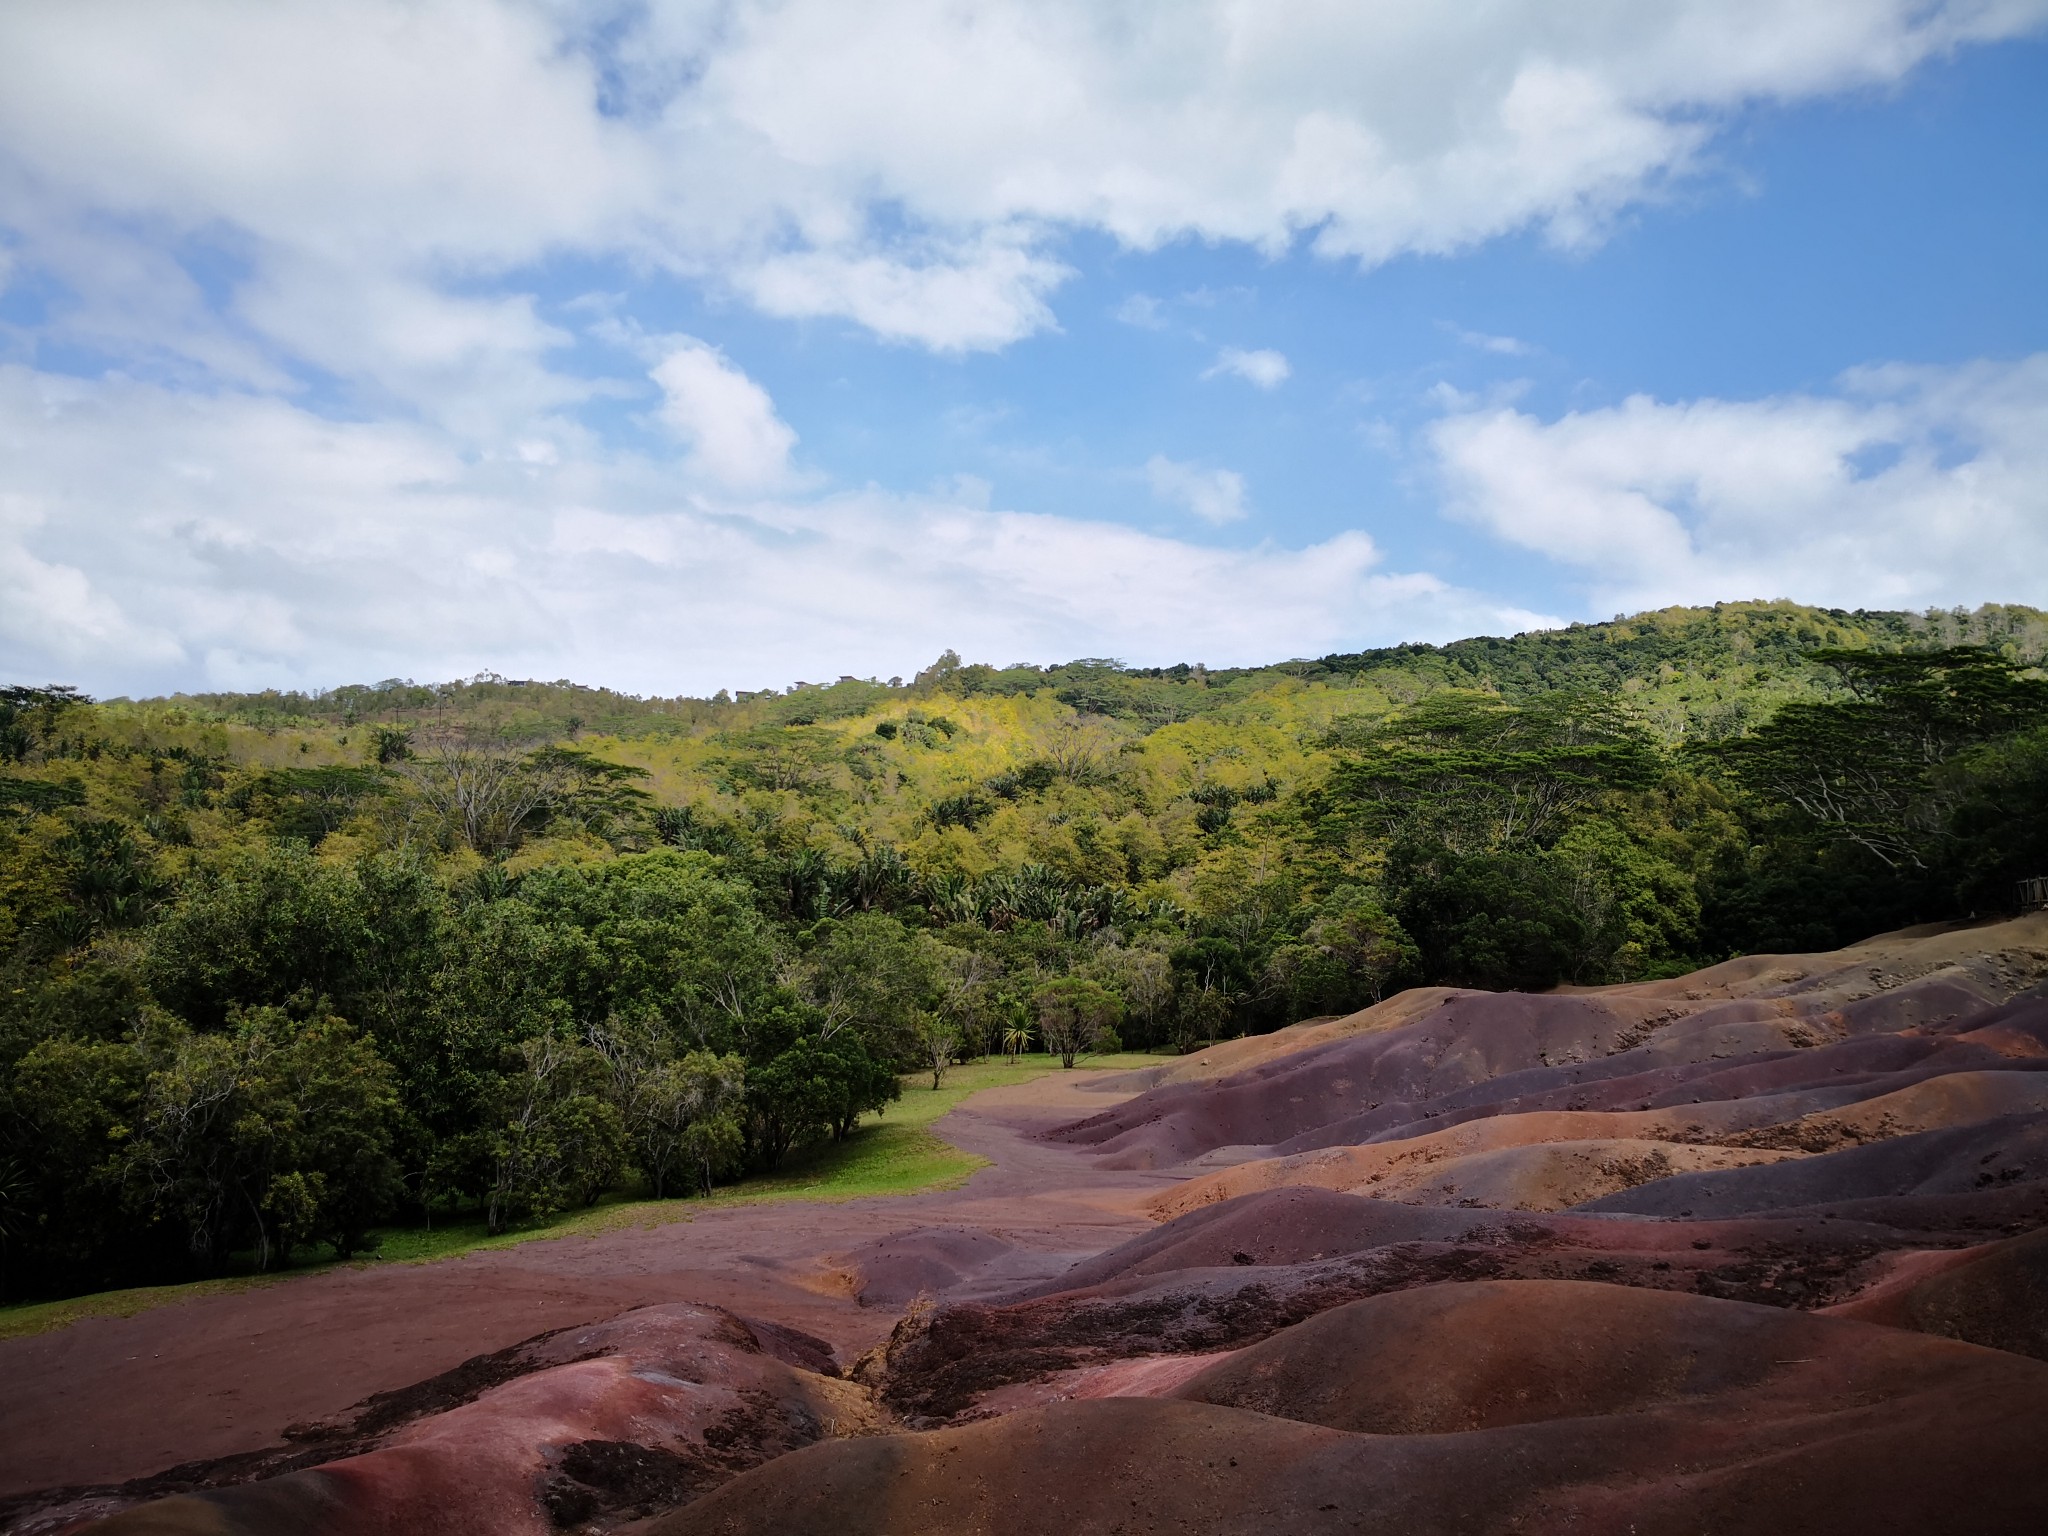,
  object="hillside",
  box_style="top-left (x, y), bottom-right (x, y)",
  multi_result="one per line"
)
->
top-left (2, 599), bottom-right (2046, 1305)
top-left (10, 914), bottom-right (2048, 1536)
